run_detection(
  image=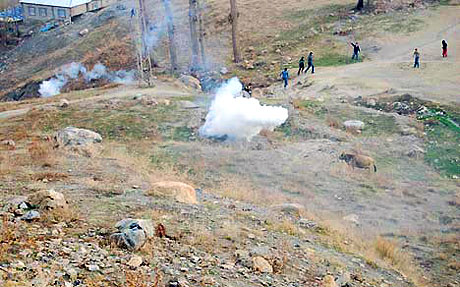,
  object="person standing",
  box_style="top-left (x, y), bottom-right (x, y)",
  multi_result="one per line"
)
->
top-left (280, 68), bottom-right (289, 89)
top-left (442, 40), bottom-right (448, 58)
top-left (350, 42), bottom-right (361, 61)
top-left (298, 57), bottom-right (305, 75)
top-left (305, 52), bottom-right (315, 74)
top-left (413, 48), bottom-right (420, 68)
